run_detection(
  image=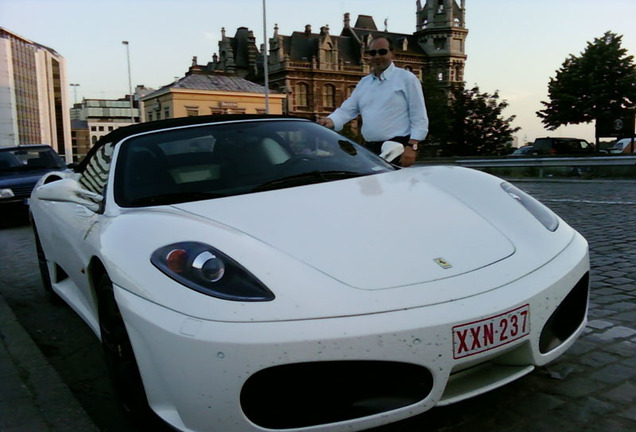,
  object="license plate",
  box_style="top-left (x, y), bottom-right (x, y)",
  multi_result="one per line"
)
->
top-left (452, 304), bottom-right (530, 359)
